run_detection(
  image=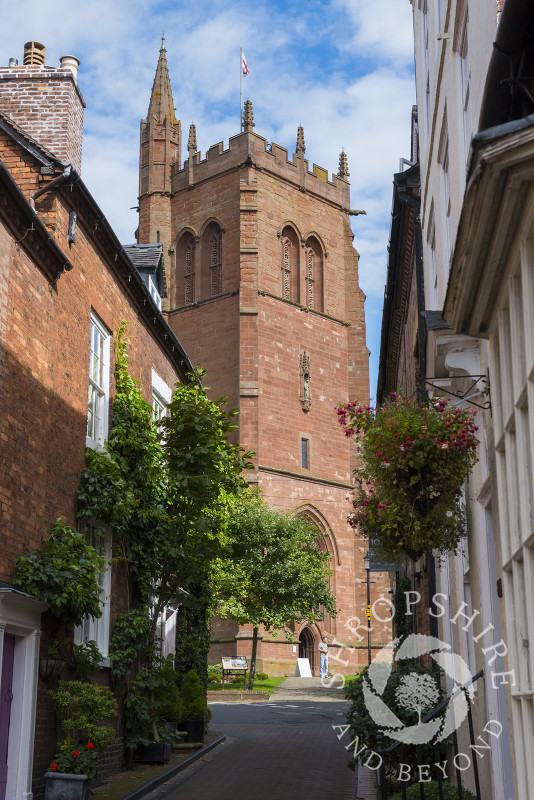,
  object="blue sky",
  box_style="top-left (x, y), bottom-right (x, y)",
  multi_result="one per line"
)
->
top-left (0, 0), bottom-right (415, 401)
